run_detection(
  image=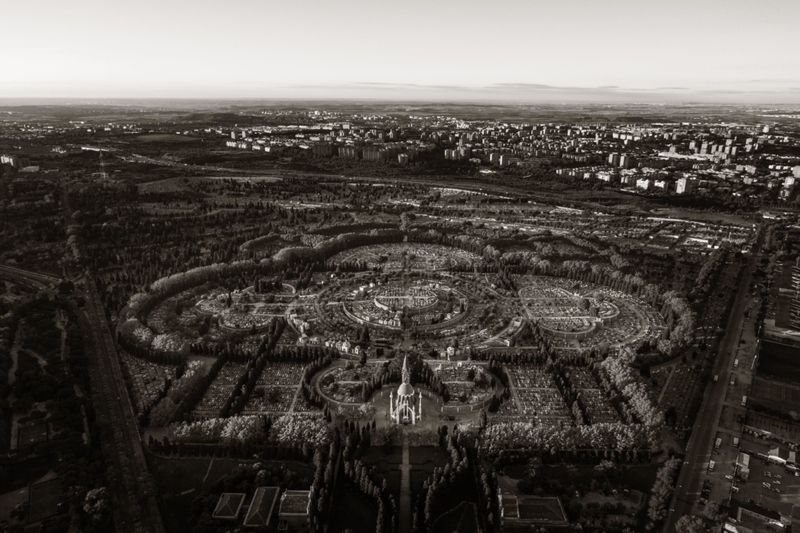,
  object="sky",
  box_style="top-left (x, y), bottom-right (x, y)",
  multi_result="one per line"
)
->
top-left (1, 0), bottom-right (799, 103)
